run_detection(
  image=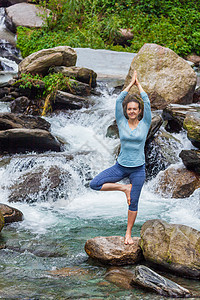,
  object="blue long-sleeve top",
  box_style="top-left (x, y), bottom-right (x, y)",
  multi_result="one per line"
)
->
top-left (115, 91), bottom-right (152, 167)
